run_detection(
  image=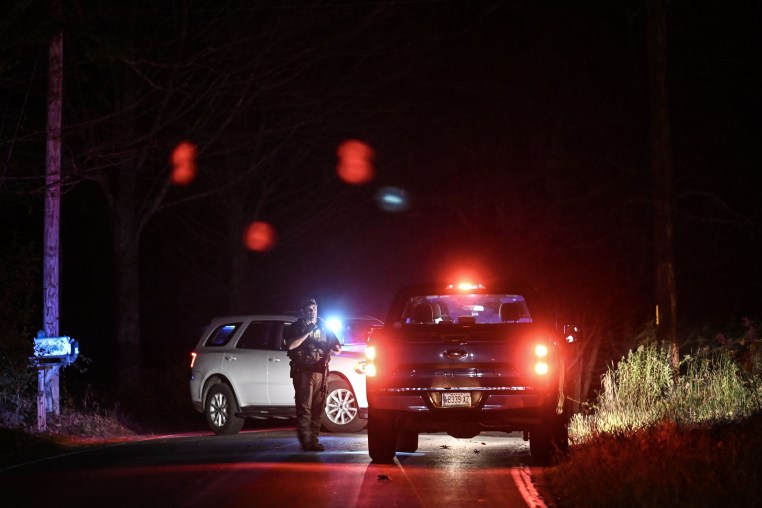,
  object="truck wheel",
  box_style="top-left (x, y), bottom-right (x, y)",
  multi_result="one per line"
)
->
top-left (552, 416), bottom-right (569, 455)
top-left (396, 430), bottom-right (419, 453)
top-left (530, 416), bottom-right (568, 464)
top-left (205, 383), bottom-right (244, 435)
top-left (368, 409), bottom-right (396, 463)
top-left (322, 378), bottom-right (366, 433)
